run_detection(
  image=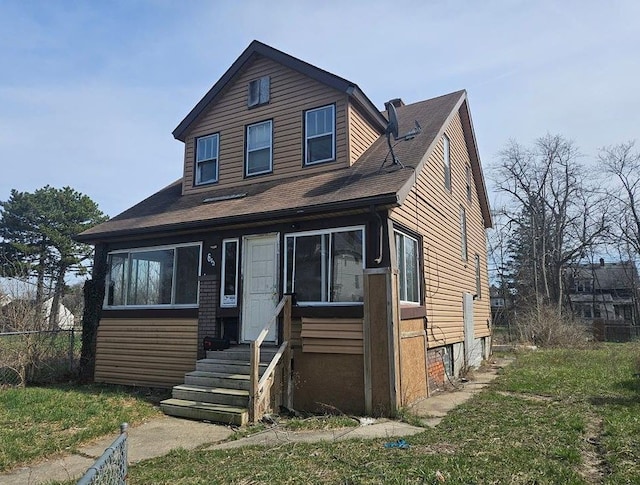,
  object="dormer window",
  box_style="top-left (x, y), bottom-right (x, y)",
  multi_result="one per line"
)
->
top-left (195, 133), bottom-right (219, 185)
top-left (305, 104), bottom-right (335, 165)
top-left (248, 76), bottom-right (270, 108)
